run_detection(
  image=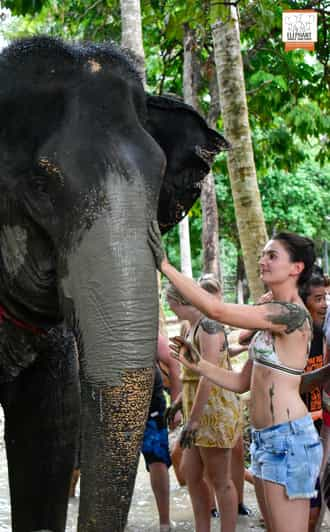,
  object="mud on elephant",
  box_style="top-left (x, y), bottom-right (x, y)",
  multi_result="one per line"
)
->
top-left (0, 36), bottom-right (228, 531)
